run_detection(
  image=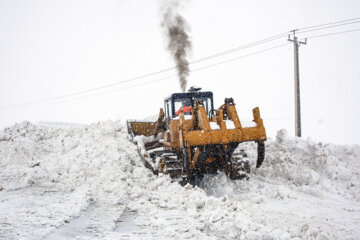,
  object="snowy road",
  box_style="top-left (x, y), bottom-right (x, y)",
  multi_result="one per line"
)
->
top-left (0, 121), bottom-right (359, 239)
